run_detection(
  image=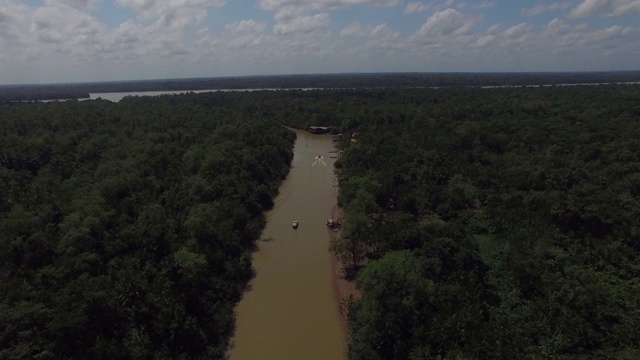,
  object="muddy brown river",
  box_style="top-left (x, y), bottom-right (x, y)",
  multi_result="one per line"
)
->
top-left (227, 129), bottom-right (345, 359)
